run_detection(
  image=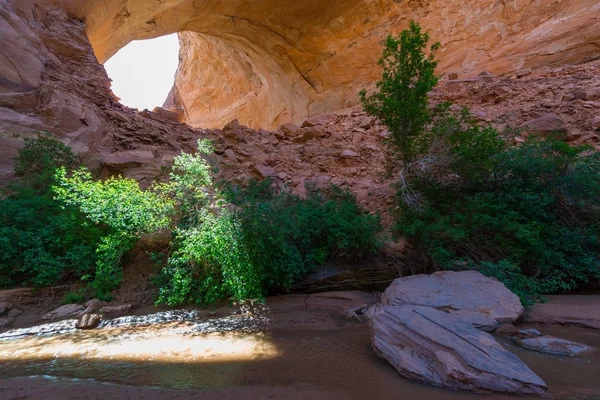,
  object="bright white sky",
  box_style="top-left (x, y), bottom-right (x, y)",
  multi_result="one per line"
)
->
top-left (104, 34), bottom-right (180, 111)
